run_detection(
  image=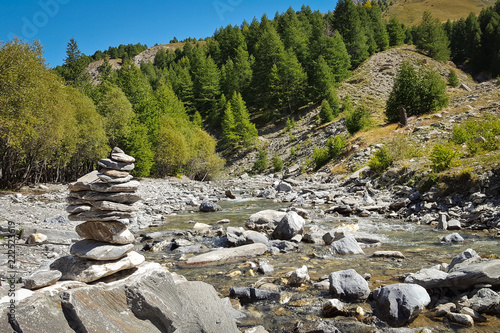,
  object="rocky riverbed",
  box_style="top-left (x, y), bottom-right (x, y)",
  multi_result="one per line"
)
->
top-left (1, 171), bottom-right (500, 332)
